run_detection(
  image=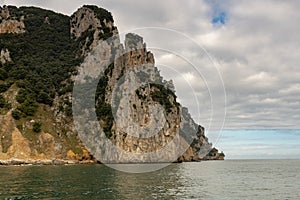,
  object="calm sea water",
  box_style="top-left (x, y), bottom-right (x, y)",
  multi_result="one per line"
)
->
top-left (0, 160), bottom-right (299, 199)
